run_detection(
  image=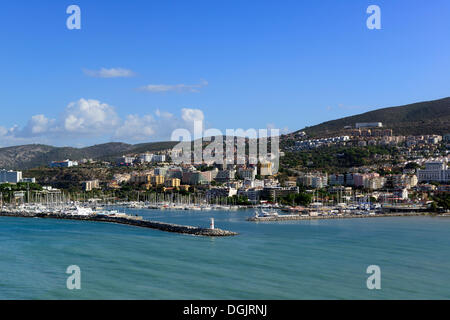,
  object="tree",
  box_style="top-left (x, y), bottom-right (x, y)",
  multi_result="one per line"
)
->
top-left (405, 162), bottom-right (421, 170)
top-left (433, 194), bottom-right (450, 211)
top-left (278, 192), bottom-right (313, 206)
